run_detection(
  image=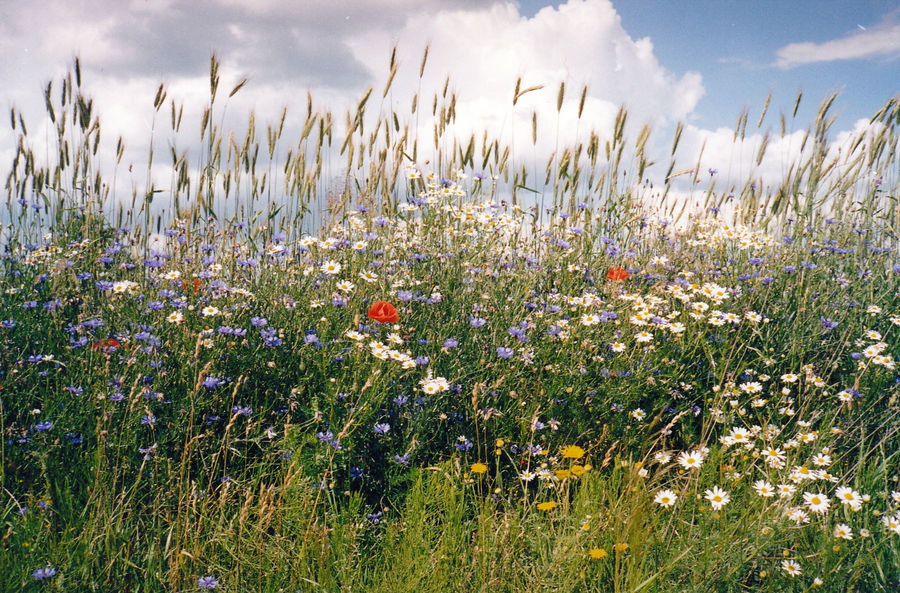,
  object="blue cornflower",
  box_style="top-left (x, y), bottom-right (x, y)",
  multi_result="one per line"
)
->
top-left (202, 377), bottom-right (225, 390)
top-left (231, 405), bottom-right (253, 417)
top-left (260, 328), bottom-right (282, 347)
top-left (366, 511), bottom-right (383, 523)
top-left (496, 347), bottom-right (514, 359)
top-left (442, 338), bottom-right (458, 349)
top-left (373, 422), bottom-right (391, 435)
top-left (198, 575), bottom-right (219, 589)
top-left (525, 444), bottom-right (543, 455)
top-left (508, 327), bottom-right (527, 342)
top-left (32, 566), bottom-right (57, 580)
top-left (35, 421), bottom-right (53, 432)
top-left (470, 317), bottom-right (487, 328)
